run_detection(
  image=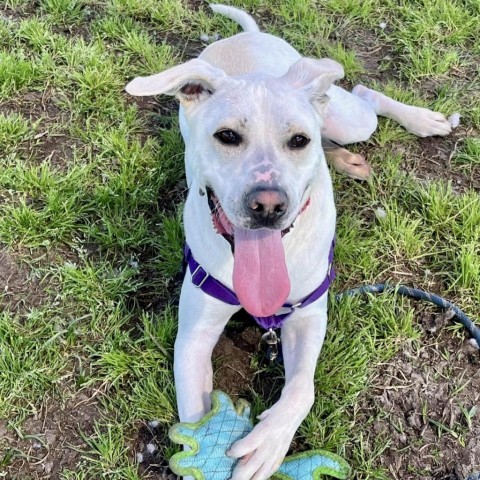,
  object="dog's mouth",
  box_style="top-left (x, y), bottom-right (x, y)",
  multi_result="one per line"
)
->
top-left (206, 187), bottom-right (310, 317)
top-left (207, 187), bottom-right (236, 241)
top-left (207, 187), bottom-right (309, 240)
